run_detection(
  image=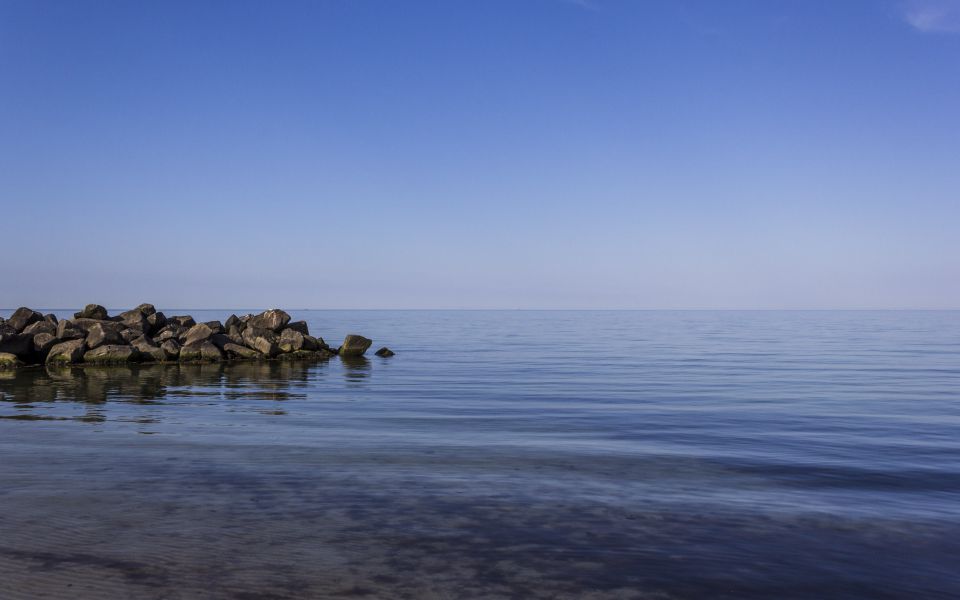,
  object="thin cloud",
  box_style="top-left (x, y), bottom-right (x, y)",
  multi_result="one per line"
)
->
top-left (903, 0), bottom-right (960, 33)
top-left (559, 0), bottom-right (600, 11)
